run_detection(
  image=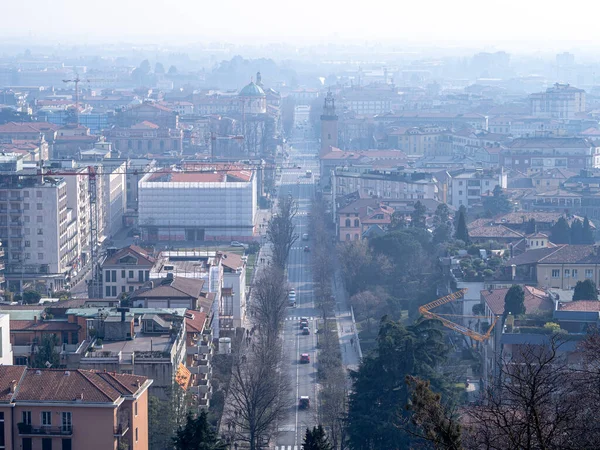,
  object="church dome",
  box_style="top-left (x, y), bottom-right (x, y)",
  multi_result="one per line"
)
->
top-left (239, 81), bottom-right (265, 97)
